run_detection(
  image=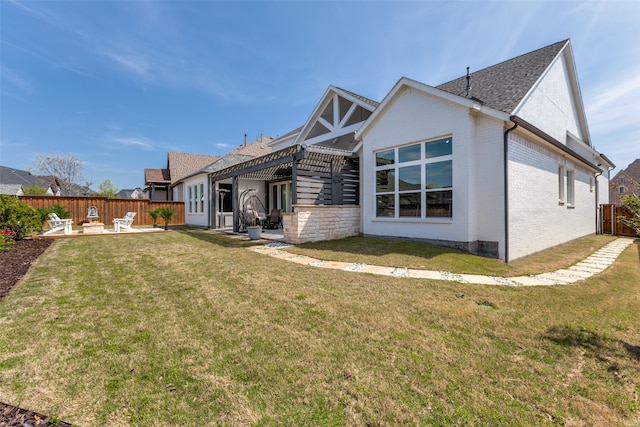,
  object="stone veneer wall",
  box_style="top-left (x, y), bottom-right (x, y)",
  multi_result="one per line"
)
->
top-left (283, 205), bottom-right (360, 244)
